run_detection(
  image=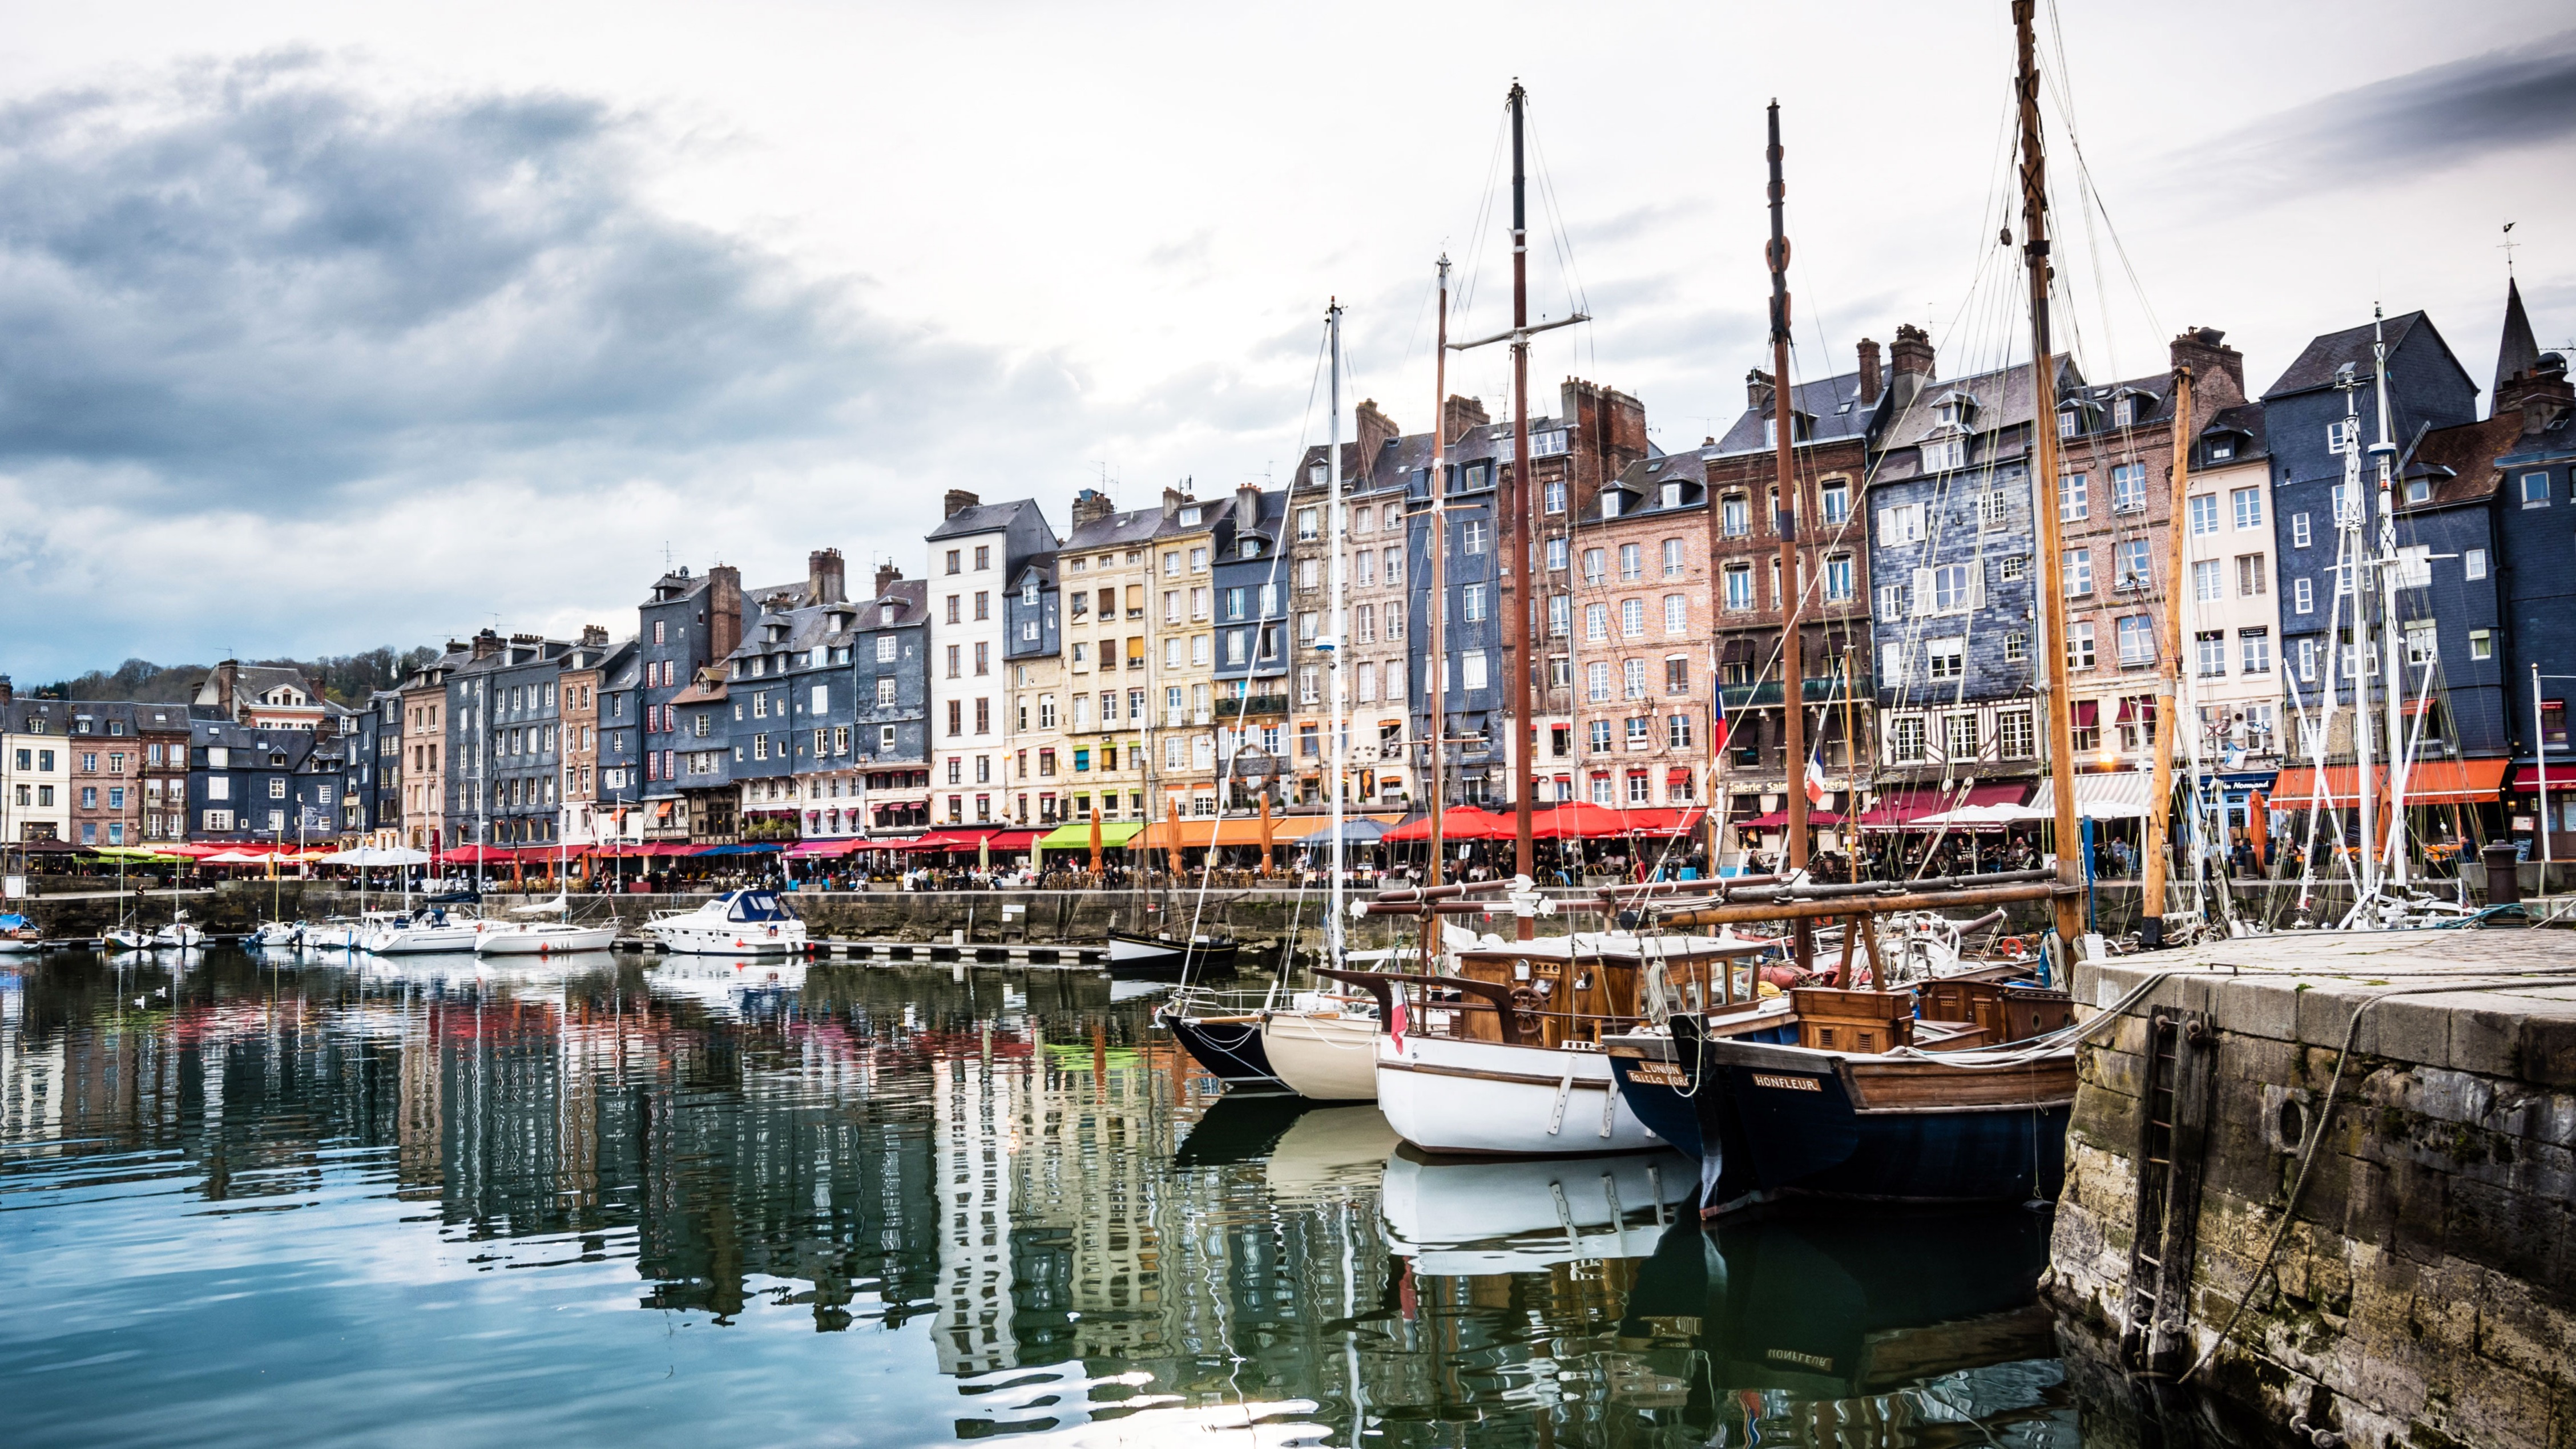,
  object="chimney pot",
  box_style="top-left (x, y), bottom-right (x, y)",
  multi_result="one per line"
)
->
top-left (942, 489), bottom-right (979, 519)
top-left (808, 547), bottom-right (847, 606)
top-left (1857, 338), bottom-right (1883, 407)
top-left (873, 560), bottom-right (904, 598)
top-left (1889, 324), bottom-right (1937, 411)
top-left (1069, 489), bottom-right (1116, 530)
top-left (1442, 394), bottom-right (1490, 445)
top-left (1746, 368), bottom-right (1776, 413)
